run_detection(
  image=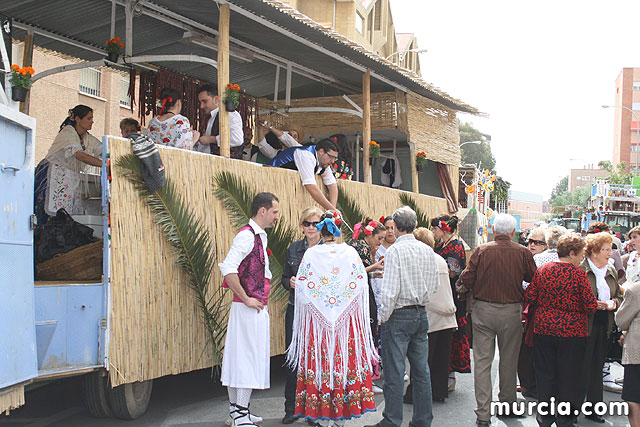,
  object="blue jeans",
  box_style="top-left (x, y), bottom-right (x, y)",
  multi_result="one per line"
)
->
top-left (380, 307), bottom-right (433, 427)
